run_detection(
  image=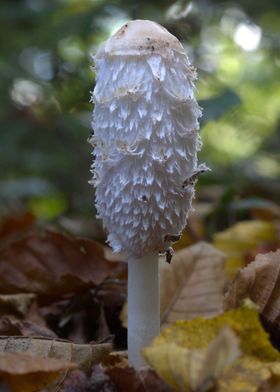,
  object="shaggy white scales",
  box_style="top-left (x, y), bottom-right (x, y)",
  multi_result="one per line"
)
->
top-left (90, 20), bottom-right (208, 258)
